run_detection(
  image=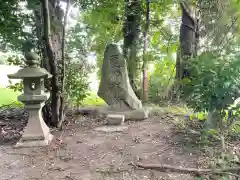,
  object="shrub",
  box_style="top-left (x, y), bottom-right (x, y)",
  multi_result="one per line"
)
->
top-left (6, 54), bottom-right (25, 92)
top-left (182, 52), bottom-right (240, 130)
top-left (7, 80), bottom-right (23, 92)
top-left (148, 58), bottom-right (175, 104)
top-left (65, 60), bottom-right (90, 107)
